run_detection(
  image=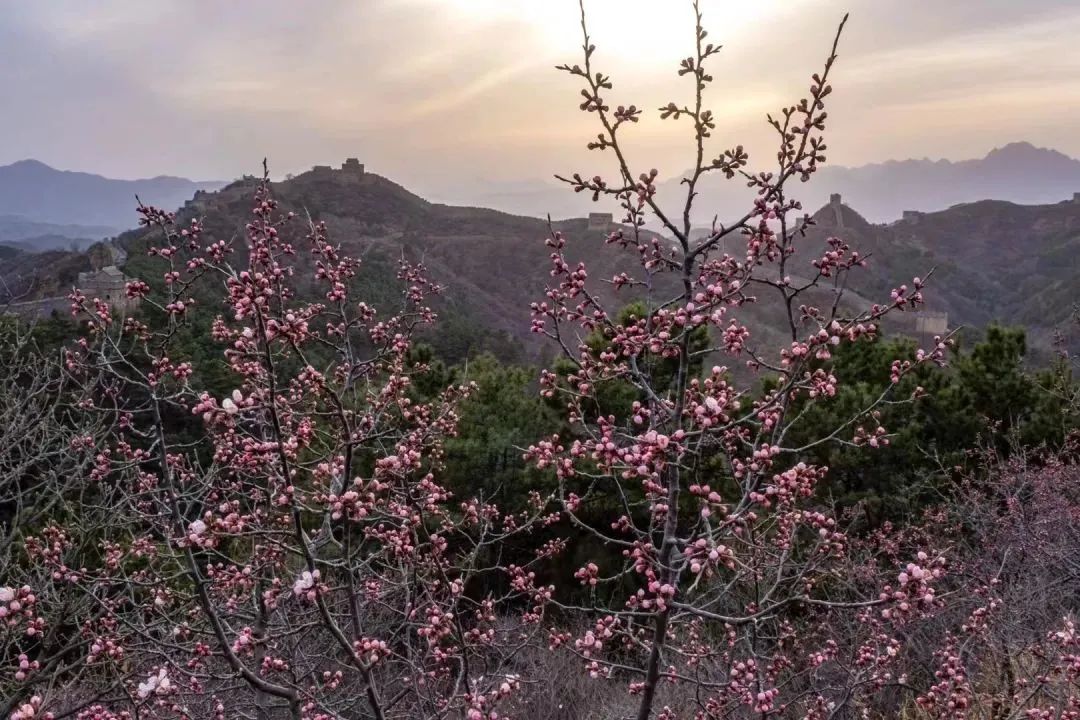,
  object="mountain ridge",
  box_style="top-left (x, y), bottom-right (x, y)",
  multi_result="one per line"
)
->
top-left (127, 166), bottom-right (1080, 360)
top-left (0, 159), bottom-right (226, 243)
top-left (6, 141), bottom-right (1080, 238)
top-left (666, 141), bottom-right (1080, 225)
top-left (4, 162), bottom-right (1076, 362)
top-left (428, 142), bottom-right (1080, 225)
